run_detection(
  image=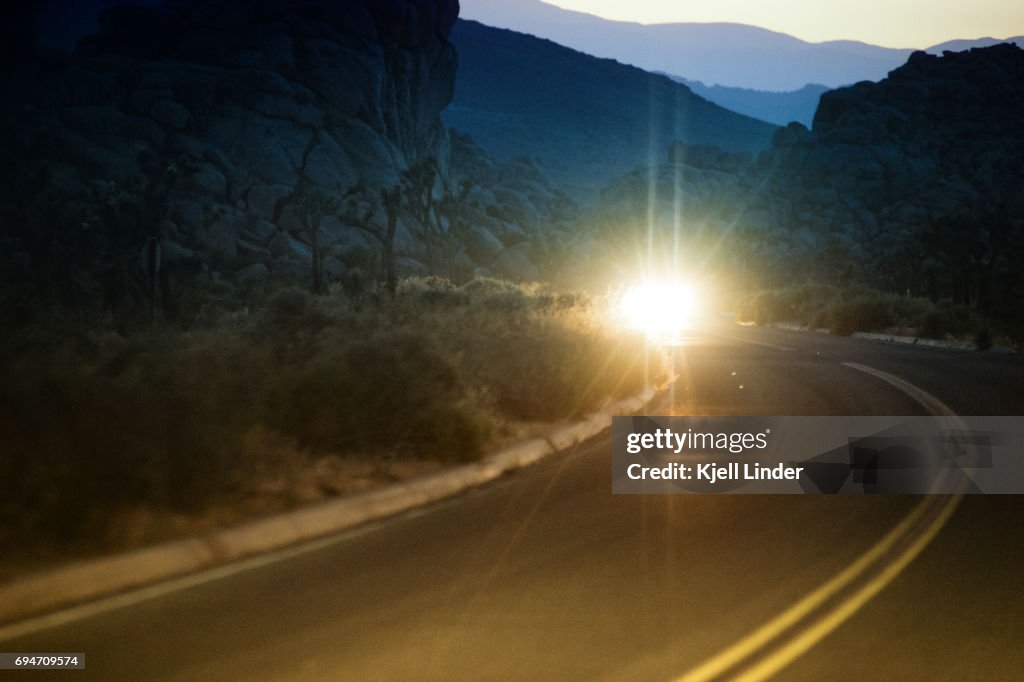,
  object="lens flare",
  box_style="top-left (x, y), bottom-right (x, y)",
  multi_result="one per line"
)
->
top-left (618, 282), bottom-right (698, 340)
